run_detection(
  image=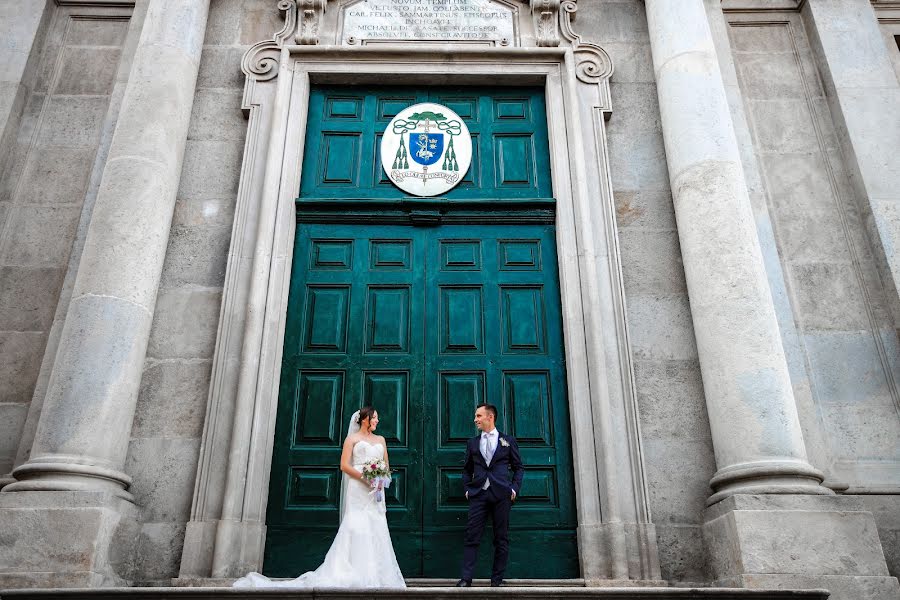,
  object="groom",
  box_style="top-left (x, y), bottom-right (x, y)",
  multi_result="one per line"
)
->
top-left (457, 403), bottom-right (524, 587)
